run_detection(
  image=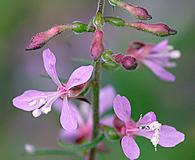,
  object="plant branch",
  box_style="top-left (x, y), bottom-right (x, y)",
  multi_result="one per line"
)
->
top-left (97, 0), bottom-right (105, 14)
top-left (88, 60), bottom-right (101, 160)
